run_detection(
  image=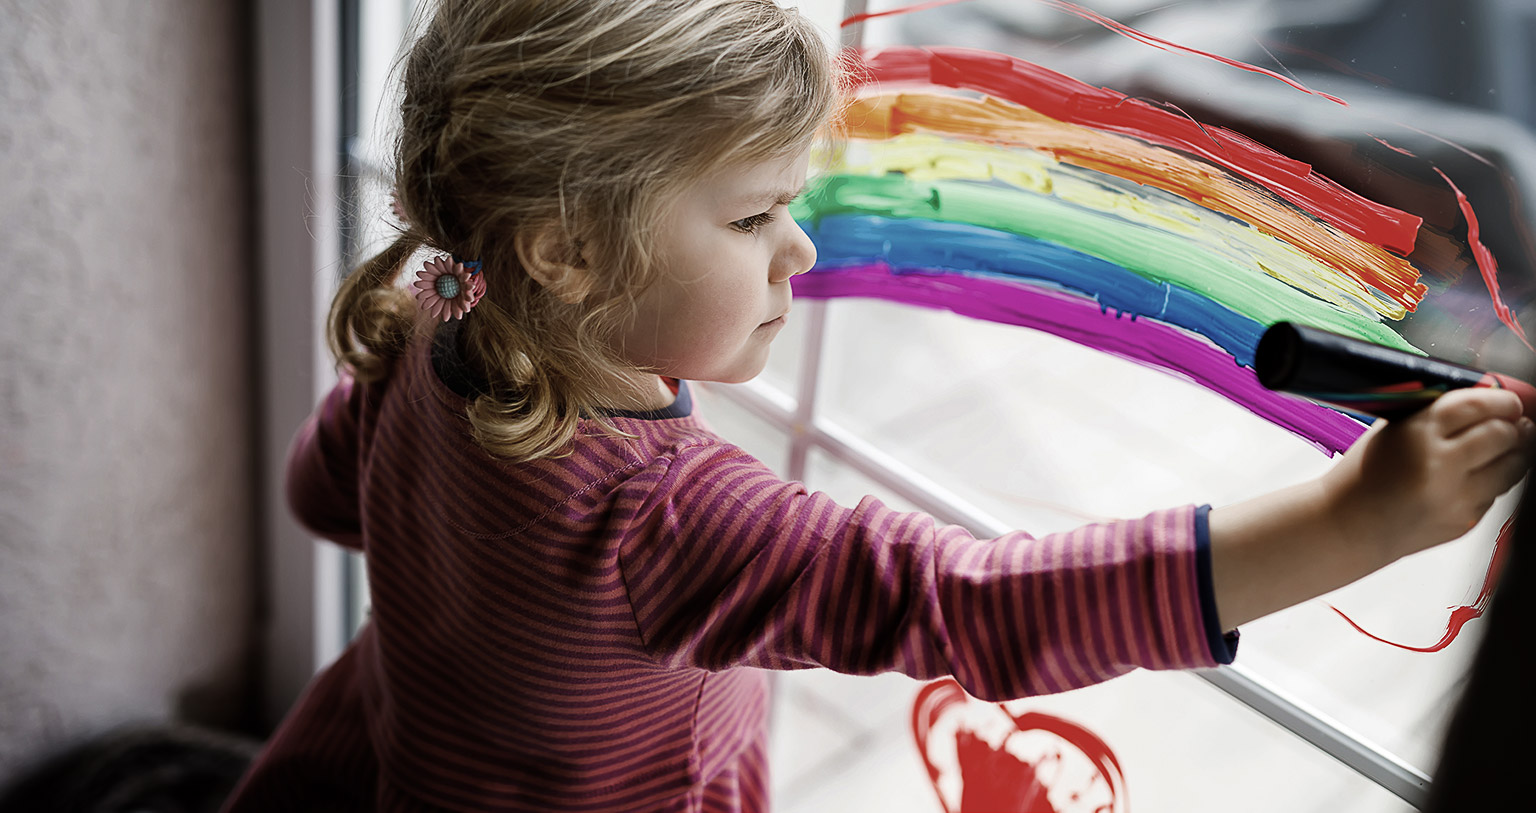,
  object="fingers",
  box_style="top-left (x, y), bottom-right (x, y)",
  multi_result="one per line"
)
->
top-left (1471, 445), bottom-right (1531, 492)
top-left (1449, 415), bottom-right (1529, 470)
top-left (1469, 415), bottom-right (1536, 480)
top-left (1430, 388), bottom-right (1524, 436)
top-left (1459, 415), bottom-right (1534, 525)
